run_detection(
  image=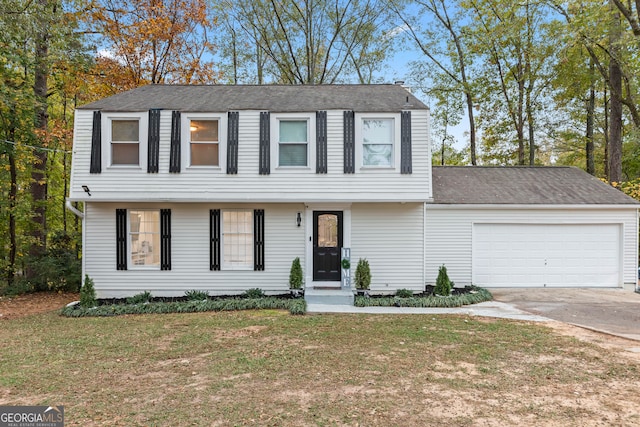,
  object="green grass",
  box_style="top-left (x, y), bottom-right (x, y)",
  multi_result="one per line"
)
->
top-left (1, 311), bottom-right (639, 426)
